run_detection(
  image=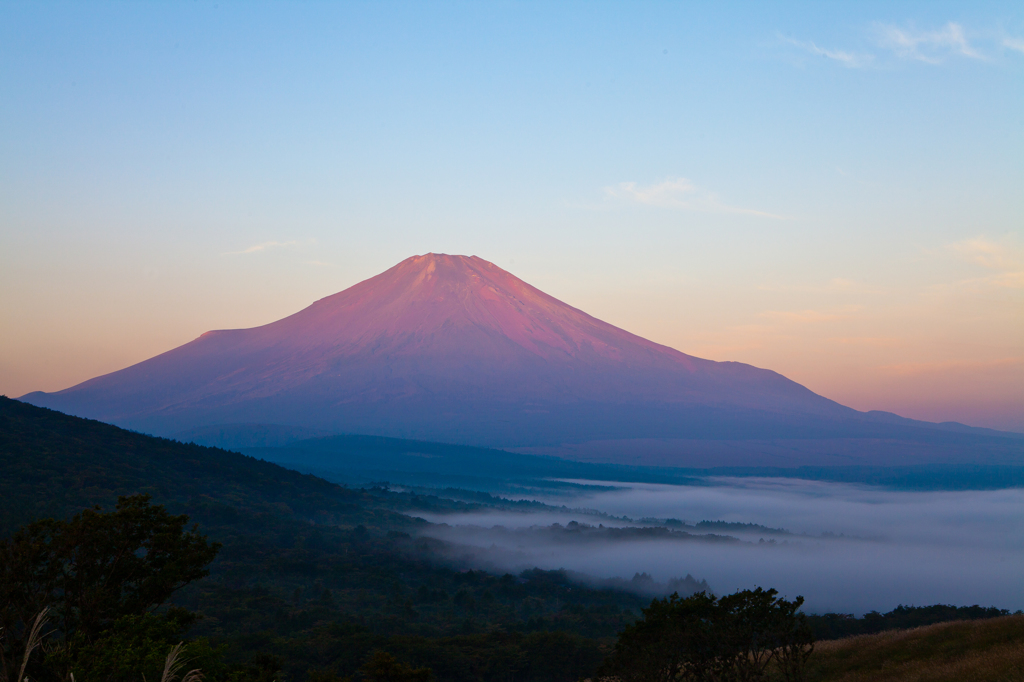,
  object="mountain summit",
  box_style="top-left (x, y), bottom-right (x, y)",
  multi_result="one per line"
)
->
top-left (20, 254), bottom-right (1020, 464)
